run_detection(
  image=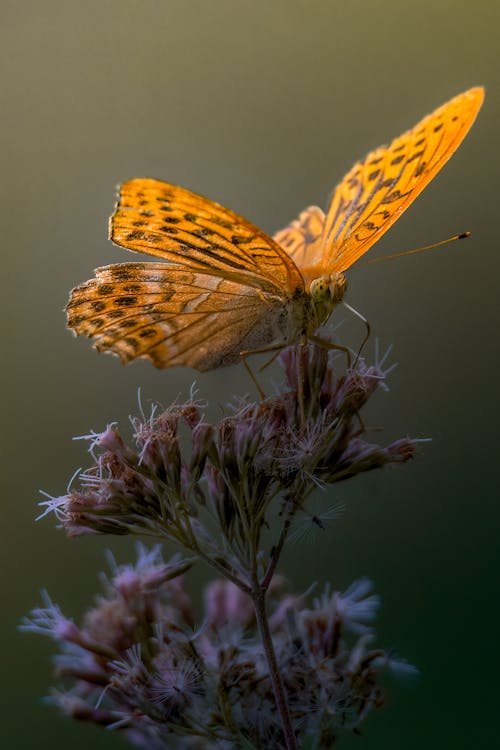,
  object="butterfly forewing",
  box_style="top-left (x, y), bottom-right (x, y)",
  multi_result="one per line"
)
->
top-left (320, 87), bottom-right (484, 274)
top-left (111, 178), bottom-right (304, 295)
